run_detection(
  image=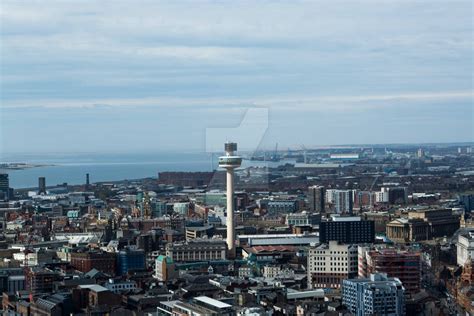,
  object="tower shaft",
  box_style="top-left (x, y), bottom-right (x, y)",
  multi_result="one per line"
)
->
top-left (218, 142), bottom-right (242, 259)
top-left (226, 168), bottom-right (235, 256)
